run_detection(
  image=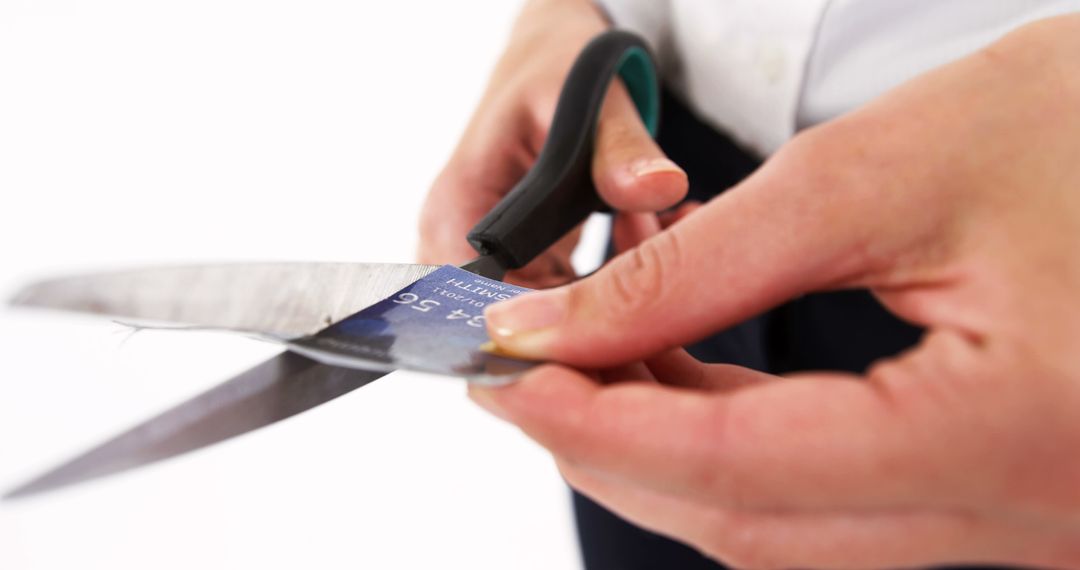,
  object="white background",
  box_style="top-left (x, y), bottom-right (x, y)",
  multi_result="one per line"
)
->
top-left (0, 1), bottom-right (591, 568)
